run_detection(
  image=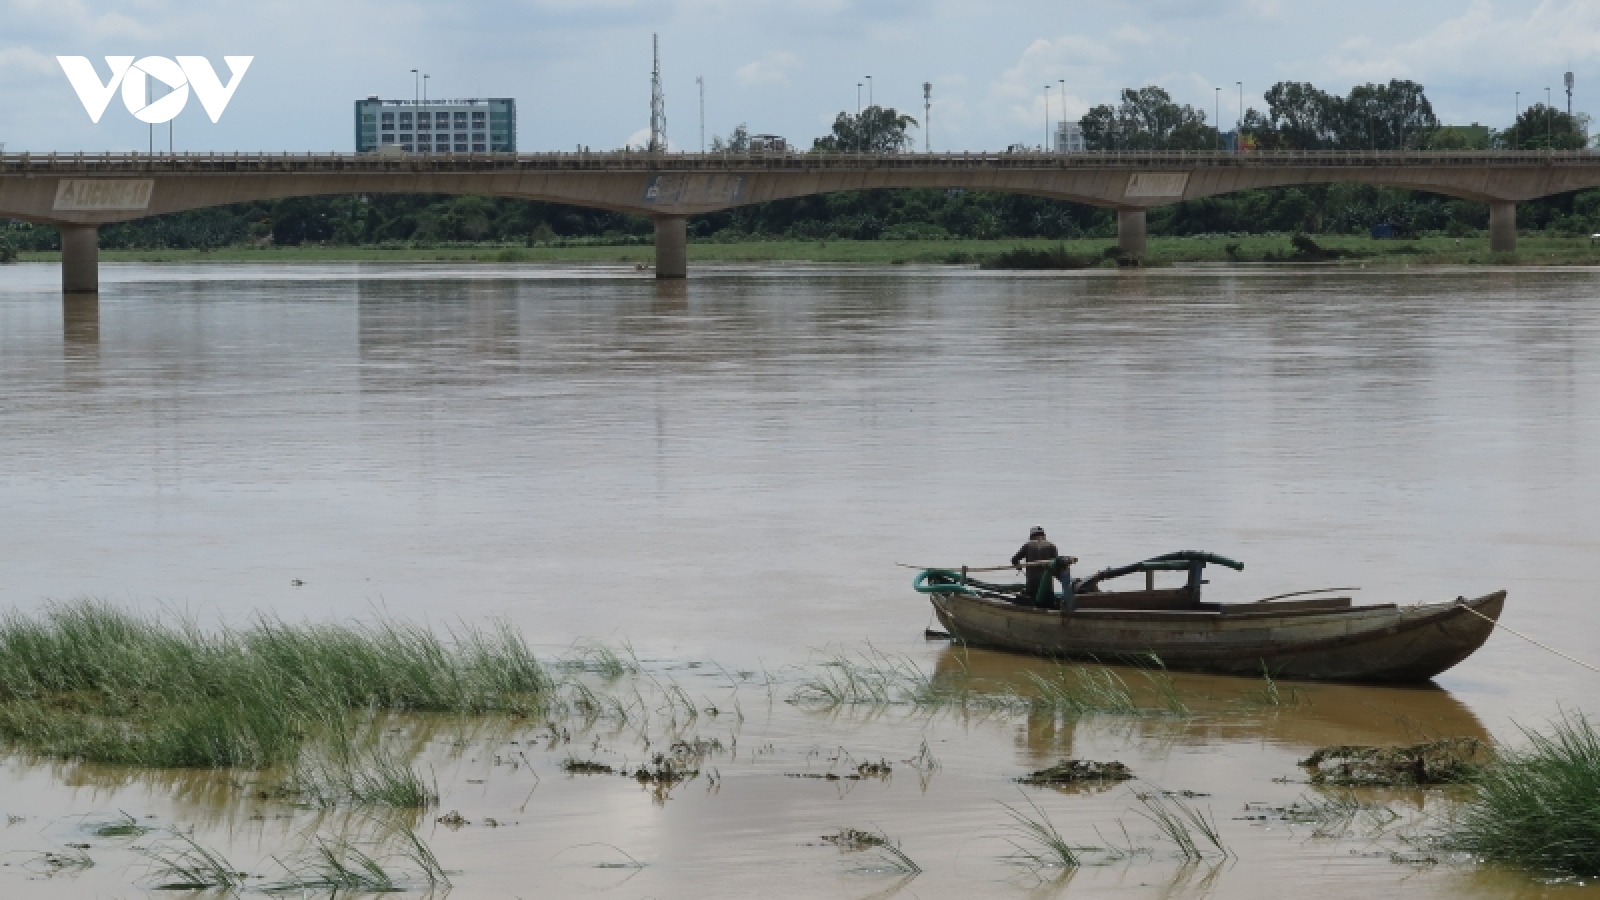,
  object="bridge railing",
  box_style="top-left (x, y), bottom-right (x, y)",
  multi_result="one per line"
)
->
top-left (3, 149), bottom-right (1599, 175)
